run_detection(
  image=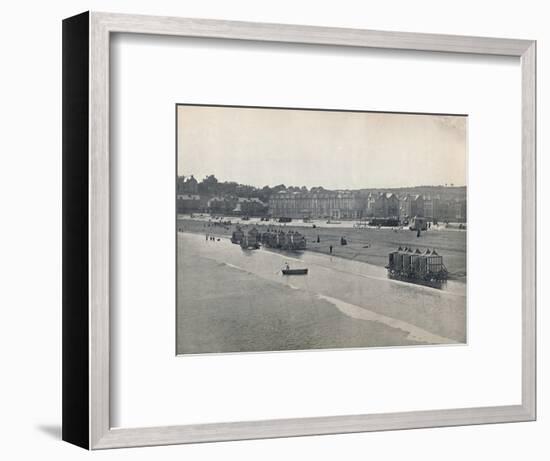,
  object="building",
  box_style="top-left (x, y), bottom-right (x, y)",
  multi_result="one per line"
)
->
top-left (399, 195), bottom-right (412, 221)
top-left (207, 196), bottom-right (236, 215)
top-left (177, 175), bottom-right (199, 194)
top-left (454, 199), bottom-right (467, 222)
top-left (267, 189), bottom-right (466, 222)
top-left (386, 193), bottom-right (399, 217)
top-left (269, 190), bottom-right (366, 219)
top-left (410, 195), bottom-right (424, 217)
top-left (423, 195), bottom-right (440, 219)
top-left (178, 180), bottom-right (467, 223)
top-left (398, 194), bottom-right (425, 221)
top-left (233, 197), bottom-right (268, 216)
top-left (419, 196), bottom-right (466, 222)
top-left (366, 192), bottom-right (399, 218)
top-left (176, 193), bottom-right (201, 213)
